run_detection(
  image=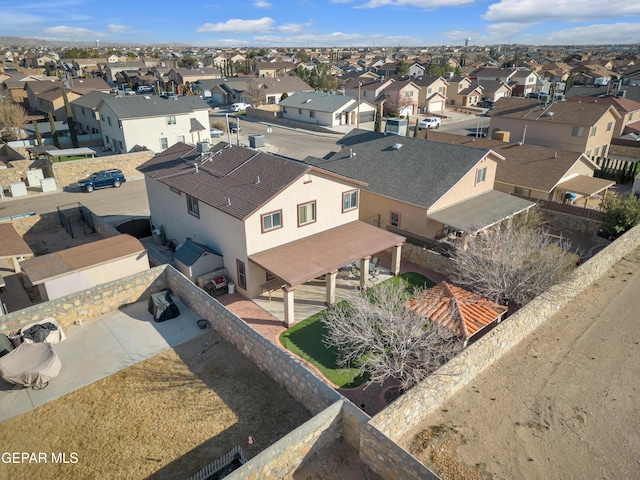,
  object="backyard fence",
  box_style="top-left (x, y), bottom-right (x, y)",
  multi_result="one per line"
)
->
top-left (511, 194), bottom-right (605, 221)
top-left (56, 202), bottom-right (95, 239)
top-left (592, 156), bottom-right (640, 183)
top-left (188, 446), bottom-right (246, 480)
